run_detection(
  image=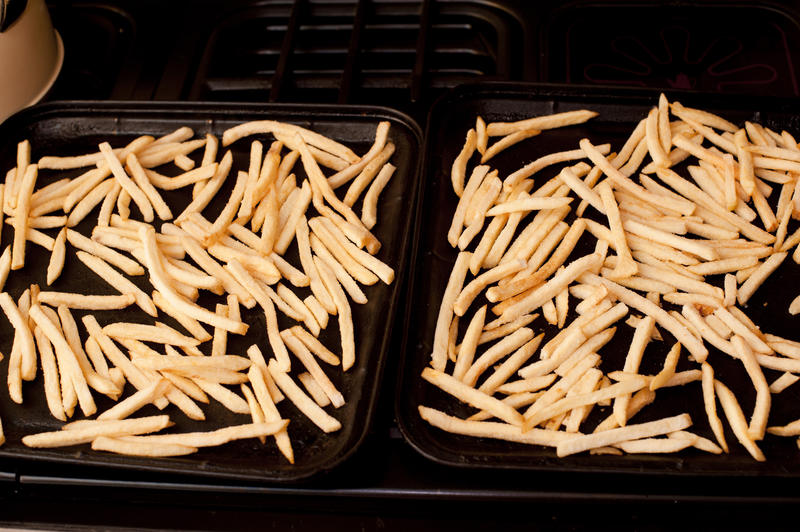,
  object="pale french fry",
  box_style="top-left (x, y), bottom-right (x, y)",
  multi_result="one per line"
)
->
top-left (126, 153), bottom-right (172, 220)
top-left (556, 414), bottom-right (692, 457)
top-left (524, 376), bottom-right (649, 431)
top-left (296, 372), bottom-right (330, 407)
top-left (714, 379), bottom-right (765, 461)
top-left (33, 325), bottom-right (65, 421)
top-left (737, 252), bottom-right (787, 305)
top-left (498, 253), bottom-right (602, 325)
top-left (344, 143), bottom-right (395, 207)
top-left (76, 251), bottom-right (156, 316)
top-left (57, 305), bottom-right (120, 398)
top-left (84, 335), bottom-right (110, 378)
top-left (477, 334), bottom-right (544, 395)
top-left (431, 251), bottom-right (471, 371)
top-left (97, 380), bottom-right (170, 421)
top-left (45, 228), bottom-right (67, 286)
top-left (11, 164), bottom-right (38, 270)
top-left (419, 406), bottom-right (568, 447)
top-left (38, 292), bottom-right (135, 311)
top-left (191, 378), bottom-right (249, 414)
top-left (462, 328), bottom-right (535, 388)
top-left (23, 415), bottom-right (173, 448)
top-left (98, 183), bottom-right (122, 227)
top-left (421, 367), bottom-right (524, 427)
top-left (31, 304), bottom-right (97, 416)
top-left (92, 436), bottom-right (196, 457)
top-left (613, 316), bottom-right (654, 427)
top-left (240, 384), bottom-right (267, 442)
top-left (281, 330), bottom-right (343, 407)
top-left (586, 274), bottom-right (709, 363)
top-left (486, 196), bottom-right (572, 216)
top-left (452, 305), bottom-right (486, 382)
top-left (645, 107), bottom-right (670, 167)
top-left (615, 437), bottom-right (694, 454)
top-left (99, 142), bottom-right (154, 221)
top-left (290, 326), bottom-right (339, 366)
top-left (449, 166), bottom-right (489, 246)
top-left (0, 293), bottom-right (34, 403)
top-left (82, 315), bottom-right (167, 410)
top-left (730, 335), bottom-right (770, 441)
top-left (649, 343), bottom-right (681, 391)
top-left (481, 129), bottom-right (541, 164)
top-left (176, 151), bottom-right (233, 222)
top-left (140, 227), bottom-right (247, 334)
top-left (268, 359), bottom-right (341, 433)
top-left (487, 110), bottom-right (598, 137)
